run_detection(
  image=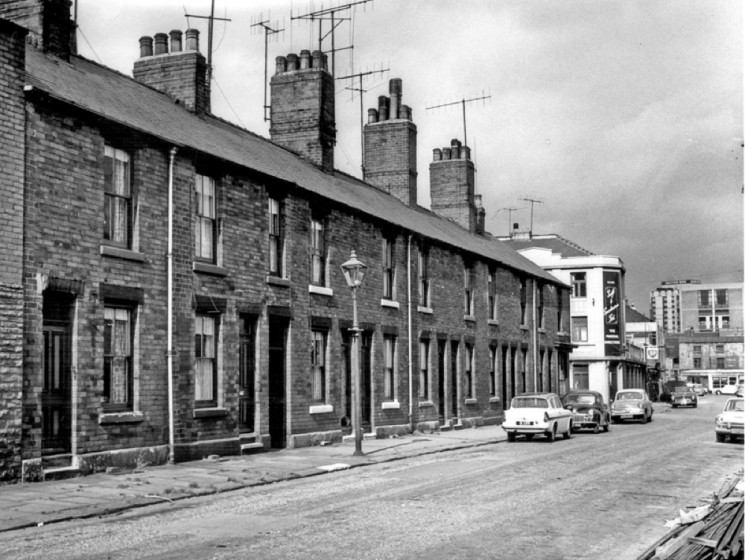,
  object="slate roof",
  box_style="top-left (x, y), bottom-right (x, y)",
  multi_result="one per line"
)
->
top-left (23, 47), bottom-right (561, 285)
top-left (625, 305), bottom-right (652, 323)
top-left (499, 234), bottom-right (595, 258)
